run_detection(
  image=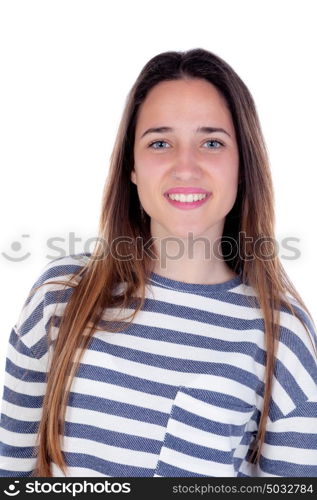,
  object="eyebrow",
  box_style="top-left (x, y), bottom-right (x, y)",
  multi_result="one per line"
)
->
top-left (140, 126), bottom-right (231, 139)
